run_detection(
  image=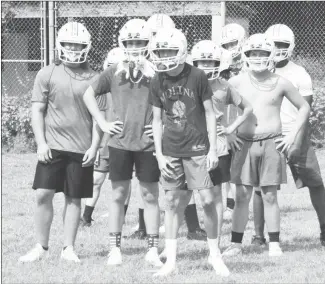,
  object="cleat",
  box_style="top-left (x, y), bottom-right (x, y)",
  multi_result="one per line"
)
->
top-left (19, 243), bottom-right (49, 262)
top-left (187, 228), bottom-right (207, 241)
top-left (128, 229), bottom-right (147, 240)
top-left (251, 235), bottom-right (267, 247)
top-left (145, 247), bottom-right (164, 267)
top-left (107, 247), bottom-right (122, 266)
top-left (268, 243), bottom-right (283, 257)
top-left (208, 255), bottom-right (230, 277)
top-left (222, 243), bottom-right (242, 257)
top-left (60, 246), bottom-right (80, 263)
